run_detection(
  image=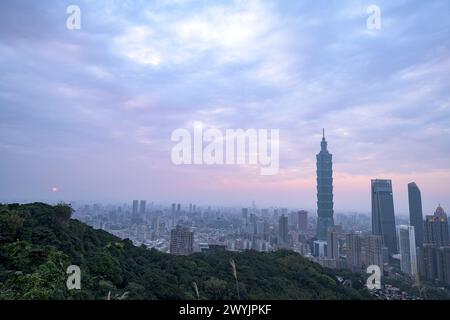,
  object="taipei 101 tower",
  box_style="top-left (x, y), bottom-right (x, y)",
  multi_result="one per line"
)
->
top-left (316, 129), bottom-right (334, 240)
